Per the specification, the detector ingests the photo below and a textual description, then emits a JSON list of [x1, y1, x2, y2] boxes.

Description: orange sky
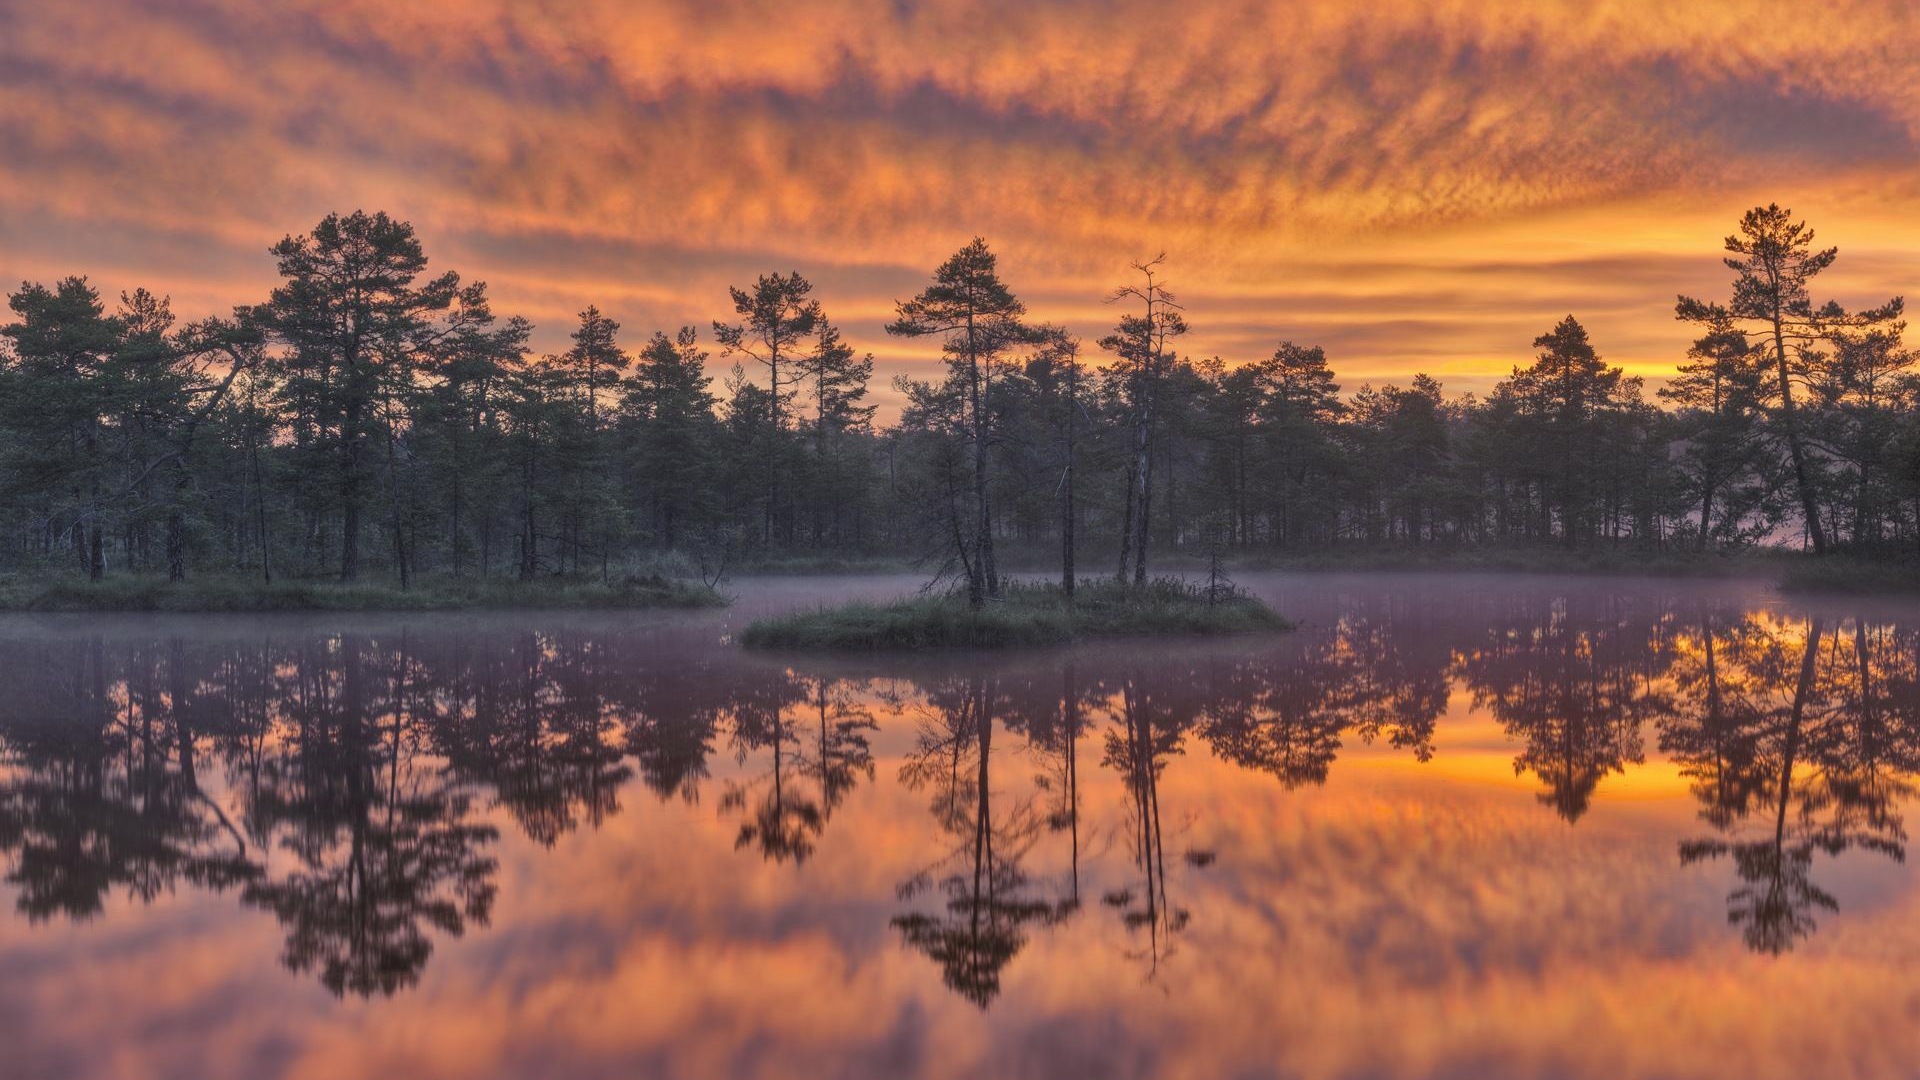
[[5, 0, 1920, 412]]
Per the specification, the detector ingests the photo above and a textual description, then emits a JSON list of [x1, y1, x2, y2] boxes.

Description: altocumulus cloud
[[4, 0, 1920, 402]]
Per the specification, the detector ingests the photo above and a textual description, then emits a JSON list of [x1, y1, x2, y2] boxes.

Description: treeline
[[3, 204, 1915, 589]]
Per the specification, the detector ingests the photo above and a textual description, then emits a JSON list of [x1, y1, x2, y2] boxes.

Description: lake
[[3, 573, 1917, 1080]]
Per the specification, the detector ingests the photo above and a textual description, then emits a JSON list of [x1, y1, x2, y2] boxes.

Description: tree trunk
[[1854, 462, 1872, 552], [1130, 404, 1154, 586], [974, 387, 998, 599], [520, 451, 537, 581], [340, 391, 364, 581], [250, 423, 271, 583], [393, 520, 410, 590], [1770, 318, 1828, 554], [946, 469, 982, 609], [385, 414, 409, 590], [766, 350, 780, 545], [450, 472, 464, 578], [1696, 471, 1717, 552], [1061, 372, 1076, 598], [167, 508, 187, 582]]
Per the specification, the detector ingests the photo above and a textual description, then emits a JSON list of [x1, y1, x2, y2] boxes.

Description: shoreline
[[0, 574, 728, 613], [1, 549, 1912, 613]]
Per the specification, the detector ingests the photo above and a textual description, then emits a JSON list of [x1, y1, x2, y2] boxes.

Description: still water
[[3, 574, 1918, 1080]]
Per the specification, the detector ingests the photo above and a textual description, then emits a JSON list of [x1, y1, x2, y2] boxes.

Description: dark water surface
[[4, 573, 1919, 1080]]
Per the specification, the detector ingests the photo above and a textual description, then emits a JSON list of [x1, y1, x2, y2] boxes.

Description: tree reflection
[[0, 626, 742, 997], [719, 669, 823, 863], [1197, 601, 1450, 788], [0, 639, 257, 921], [1456, 595, 1670, 821], [2, 591, 1918, 1006], [238, 636, 498, 996], [893, 674, 1064, 1007], [1664, 615, 1919, 953], [432, 632, 632, 847], [1200, 653, 1346, 790], [1010, 661, 1087, 911], [804, 676, 877, 824], [621, 668, 721, 803], [1339, 605, 1451, 762], [1101, 678, 1199, 977]]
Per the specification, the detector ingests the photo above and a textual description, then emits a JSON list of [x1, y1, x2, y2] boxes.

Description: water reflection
[[0, 639, 260, 922], [2, 589, 1918, 1021], [1457, 594, 1671, 822], [893, 674, 1069, 1006], [1101, 677, 1196, 978], [1664, 615, 1918, 953]]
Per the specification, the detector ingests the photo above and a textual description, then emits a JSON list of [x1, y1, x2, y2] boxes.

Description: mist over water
[[3, 573, 1918, 1080]]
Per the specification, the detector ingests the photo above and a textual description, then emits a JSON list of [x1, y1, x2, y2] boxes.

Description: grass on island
[[725, 552, 921, 575], [740, 577, 1291, 650], [0, 573, 728, 613]]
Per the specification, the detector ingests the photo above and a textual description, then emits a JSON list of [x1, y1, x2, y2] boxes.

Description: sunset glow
[[7, 1, 1919, 408], [10, 12, 1920, 1074]]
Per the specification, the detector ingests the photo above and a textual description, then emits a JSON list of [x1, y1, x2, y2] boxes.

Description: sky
[[4, 0, 1920, 413]]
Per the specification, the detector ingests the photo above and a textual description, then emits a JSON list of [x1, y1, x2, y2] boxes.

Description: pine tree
[[559, 306, 628, 431], [1678, 205, 1903, 554], [622, 328, 719, 550], [417, 308, 531, 575], [0, 277, 125, 579], [1254, 341, 1343, 545], [888, 239, 1031, 606], [1099, 255, 1187, 585], [714, 273, 820, 545], [794, 321, 876, 545], [1820, 324, 1916, 550], [1501, 315, 1633, 546], [551, 306, 630, 576], [1661, 309, 1765, 549], [259, 210, 483, 581]]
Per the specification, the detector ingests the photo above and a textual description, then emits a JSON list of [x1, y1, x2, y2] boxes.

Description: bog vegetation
[[741, 577, 1290, 649], [2, 204, 1917, 603]]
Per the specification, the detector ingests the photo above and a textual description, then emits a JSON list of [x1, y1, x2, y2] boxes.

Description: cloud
[[3, 0, 1919, 409]]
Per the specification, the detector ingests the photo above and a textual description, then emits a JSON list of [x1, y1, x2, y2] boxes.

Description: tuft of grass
[[1775, 557, 1920, 595], [740, 577, 1291, 650], [0, 573, 728, 613]]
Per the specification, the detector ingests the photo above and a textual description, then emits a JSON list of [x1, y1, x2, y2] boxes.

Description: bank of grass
[[1215, 545, 1793, 578], [979, 543, 1801, 579], [728, 553, 920, 575], [741, 578, 1291, 650], [0, 573, 727, 613], [1775, 557, 1920, 595], [1231, 545, 1920, 594]]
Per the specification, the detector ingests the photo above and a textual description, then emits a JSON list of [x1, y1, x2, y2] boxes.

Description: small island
[[740, 578, 1291, 650]]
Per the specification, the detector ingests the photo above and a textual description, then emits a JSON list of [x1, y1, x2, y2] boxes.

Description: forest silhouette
[[3, 206, 1916, 598]]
